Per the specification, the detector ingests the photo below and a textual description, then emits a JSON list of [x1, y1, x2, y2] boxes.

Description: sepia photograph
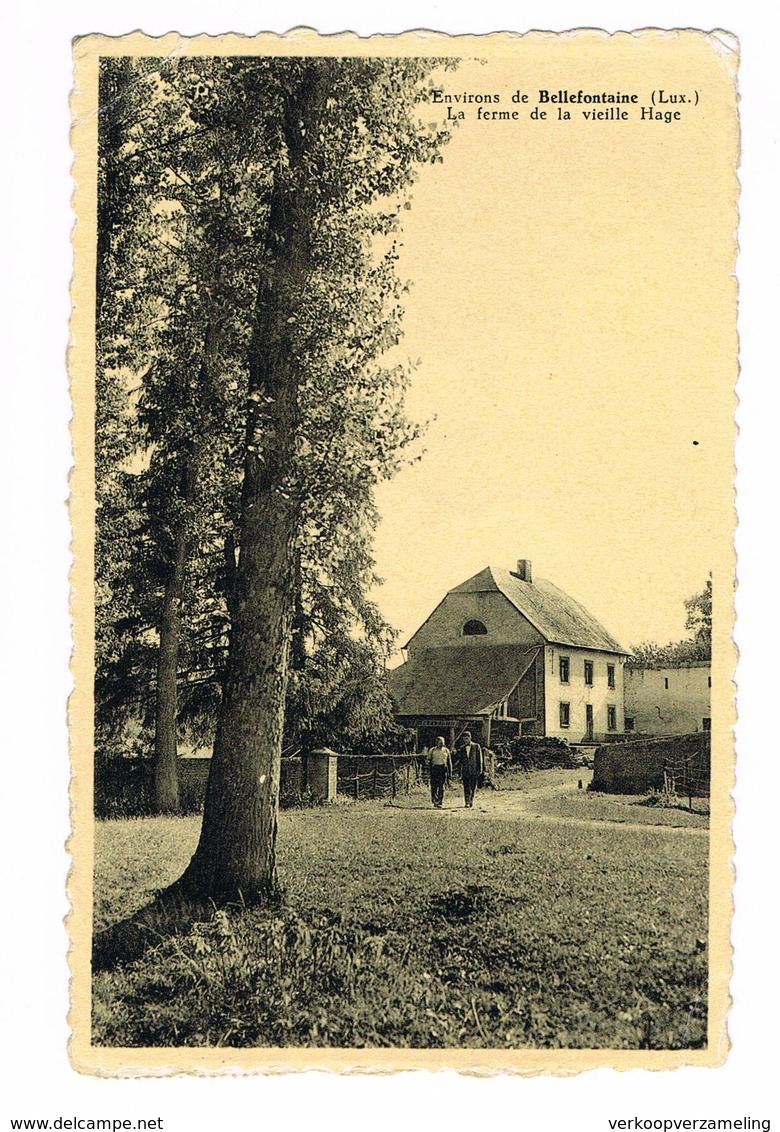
[[68, 28, 738, 1073]]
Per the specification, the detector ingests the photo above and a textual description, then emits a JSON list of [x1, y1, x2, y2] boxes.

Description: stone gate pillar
[[306, 748, 338, 802]]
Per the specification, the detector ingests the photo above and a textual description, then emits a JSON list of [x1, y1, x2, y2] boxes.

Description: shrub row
[[495, 736, 589, 770]]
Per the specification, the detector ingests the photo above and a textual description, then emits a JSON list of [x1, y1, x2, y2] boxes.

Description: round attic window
[[463, 619, 488, 636]]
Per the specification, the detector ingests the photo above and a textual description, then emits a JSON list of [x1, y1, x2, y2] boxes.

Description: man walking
[[428, 736, 452, 808], [456, 730, 484, 808]]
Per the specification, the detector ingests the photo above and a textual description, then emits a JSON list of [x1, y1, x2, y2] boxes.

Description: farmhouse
[[388, 559, 629, 750], [624, 662, 711, 736]]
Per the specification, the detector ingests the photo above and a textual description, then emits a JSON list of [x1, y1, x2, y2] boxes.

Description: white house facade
[[542, 644, 625, 742]]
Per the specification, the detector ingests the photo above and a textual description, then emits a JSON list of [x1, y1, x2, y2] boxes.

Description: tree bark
[[177, 65, 326, 902]]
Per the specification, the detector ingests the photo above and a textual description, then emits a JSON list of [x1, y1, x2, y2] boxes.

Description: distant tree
[[94, 58, 150, 761], [96, 58, 251, 811], [285, 633, 412, 756], [684, 575, 712, 648], [630, 576, 712, 668], [630, 637, 710, 668]]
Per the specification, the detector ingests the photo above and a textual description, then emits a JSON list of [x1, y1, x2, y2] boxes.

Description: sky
[[369, 36, 737, 657]]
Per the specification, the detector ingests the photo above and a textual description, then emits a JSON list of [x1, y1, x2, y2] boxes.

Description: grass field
[[524, 791, 710, 828], [93, 779, 709, 1049]]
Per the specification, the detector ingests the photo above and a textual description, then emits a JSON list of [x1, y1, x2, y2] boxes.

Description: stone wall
[[590, 732, 710, 796], [95, 755, 308, 816], [624, 664, 711, 736]]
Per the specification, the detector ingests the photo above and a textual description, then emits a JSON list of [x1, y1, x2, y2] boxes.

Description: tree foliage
[[175, 57, 452, 900], [684, 575, 712, 647], [630, 576, 712, 668], [96, 59, 252, 807], [95, 57, 453, 866]]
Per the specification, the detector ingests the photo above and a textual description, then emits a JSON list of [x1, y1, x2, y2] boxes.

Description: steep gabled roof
[[388, 644, 538, 717], [449, 566, 628, 655]]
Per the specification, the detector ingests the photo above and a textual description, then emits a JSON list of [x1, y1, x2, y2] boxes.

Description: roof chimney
[[514, 559, 532, 583]]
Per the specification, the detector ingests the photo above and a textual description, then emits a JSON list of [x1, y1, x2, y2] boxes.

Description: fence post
[[391, 758, 396, 799], [686, 755, 693, 812], [372, 761, 378, 799]]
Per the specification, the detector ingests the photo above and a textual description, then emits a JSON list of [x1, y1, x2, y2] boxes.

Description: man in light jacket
[[428, 736, 452, 809]]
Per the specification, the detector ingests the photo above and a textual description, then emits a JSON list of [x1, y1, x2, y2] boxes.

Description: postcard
[[69, 28, 738, 1073]]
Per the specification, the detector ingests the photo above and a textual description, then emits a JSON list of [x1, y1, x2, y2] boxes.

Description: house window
[[607, 664, 615, 689], [625, 716, 635, 732], [607, 704, 617, 731], [584, 660, 594, 686], [559, 656, 570, 683], [708, 676, 712, 688], [462, 620, 487, 636], [702, 717, 711, 731], [559, 702, 570, 728]]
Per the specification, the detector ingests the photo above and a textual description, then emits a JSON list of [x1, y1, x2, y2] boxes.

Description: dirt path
[[383, 770, 708, 836]]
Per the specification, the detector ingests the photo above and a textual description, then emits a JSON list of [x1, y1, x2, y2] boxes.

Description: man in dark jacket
[[456, 731, 484, 808]]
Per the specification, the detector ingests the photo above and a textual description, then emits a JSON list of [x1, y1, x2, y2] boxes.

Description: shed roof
[[448, 566, 628, 655], [388, 644, 538, 718]]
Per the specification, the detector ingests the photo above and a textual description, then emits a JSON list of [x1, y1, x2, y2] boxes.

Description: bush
[[94, 755, 154, 819], [94, 755, 208, 817], [94, 906, 459, 1048], [497, 736, 584, 771]]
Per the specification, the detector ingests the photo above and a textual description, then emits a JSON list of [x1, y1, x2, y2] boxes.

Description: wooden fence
[[336, 754, 424, 801]]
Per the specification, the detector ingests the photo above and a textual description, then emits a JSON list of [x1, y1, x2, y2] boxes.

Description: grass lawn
[[524, 792, 710, 829], [491, 767, 592, 793], [93, 794, 708, 1050]]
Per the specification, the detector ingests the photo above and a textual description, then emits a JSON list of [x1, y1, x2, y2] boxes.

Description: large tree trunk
[[177, 65, 325, 902], [152, 529, 187, 813], [177, 462, 297, 899]]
